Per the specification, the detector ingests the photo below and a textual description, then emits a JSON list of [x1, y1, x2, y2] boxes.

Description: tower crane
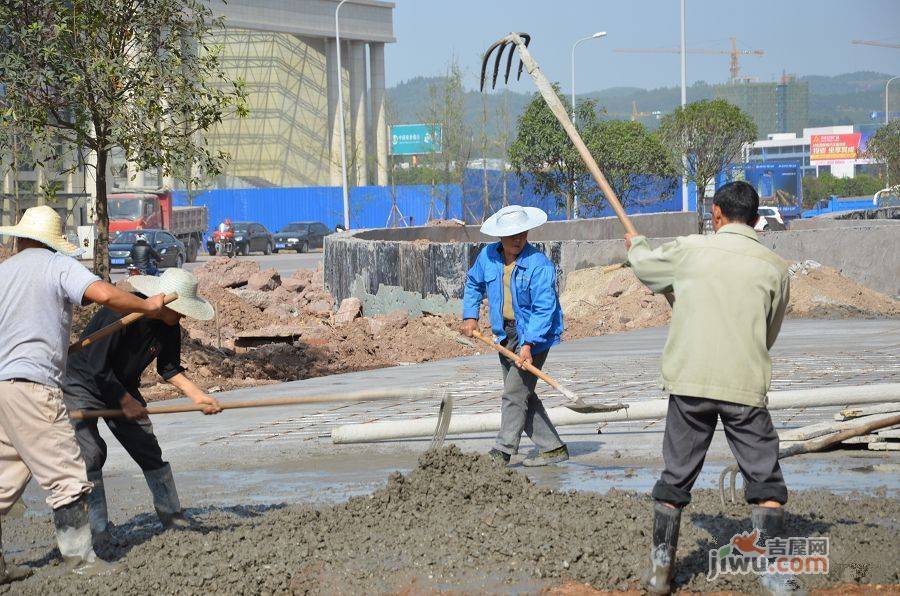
[[851, 39, 900, 49], [614, 37, 763, 83]]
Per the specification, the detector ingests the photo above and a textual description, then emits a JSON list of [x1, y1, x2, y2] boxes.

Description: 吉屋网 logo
[[707, 529, 829, 581]]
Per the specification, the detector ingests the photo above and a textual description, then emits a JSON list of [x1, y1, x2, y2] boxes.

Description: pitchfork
[[480, 32, 637, 236]]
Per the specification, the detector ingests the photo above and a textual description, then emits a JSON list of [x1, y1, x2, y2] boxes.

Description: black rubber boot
[[87, 471, 111, 546], [53, 495, 117, 575], [752, 506, 803, 595], [642, 502, 682, 595], [144, 464, 191, 529], [0, 520, 32, 584]]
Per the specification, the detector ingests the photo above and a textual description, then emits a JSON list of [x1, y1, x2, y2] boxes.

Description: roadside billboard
[[810, 133, 861, 164], [390, 124, 442, 156], [728, 162, 802, 218]]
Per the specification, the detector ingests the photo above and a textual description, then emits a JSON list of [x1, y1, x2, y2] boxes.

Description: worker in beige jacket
[[626, 182, 795, 595]]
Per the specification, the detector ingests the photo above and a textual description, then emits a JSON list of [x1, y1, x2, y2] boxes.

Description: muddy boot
[[53, 495, 117, 576], [642, 502, 682, 595], [87, 471, 111, 547], [0, 520, 32, 584], [488, 448, 511, 465], [752, 506, 803, 595], [522, 445, 569, 467], [144, 464, 190, 530]]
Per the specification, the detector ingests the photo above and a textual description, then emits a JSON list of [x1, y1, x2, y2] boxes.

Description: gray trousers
[[495, 321, 564, 455], [652, 395, 787, 507]]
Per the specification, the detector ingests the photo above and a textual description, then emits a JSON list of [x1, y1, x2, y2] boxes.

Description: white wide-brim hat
[[0, 205, 83, 256], [480, 205, 548, 237], [129, 268, 215, 321]]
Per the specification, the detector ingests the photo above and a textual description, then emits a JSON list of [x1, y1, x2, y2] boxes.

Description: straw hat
[[480, 205, 548, 238], [0, 205, 82, 256], [129, 268, 215, 321]]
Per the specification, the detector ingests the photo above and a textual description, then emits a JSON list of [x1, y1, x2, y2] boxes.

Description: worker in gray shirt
[[626, 182, 793, 595], [0, 206, 164, 583]]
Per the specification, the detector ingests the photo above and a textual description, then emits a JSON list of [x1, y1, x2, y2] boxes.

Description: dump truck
[[107, 189, 207, 262]]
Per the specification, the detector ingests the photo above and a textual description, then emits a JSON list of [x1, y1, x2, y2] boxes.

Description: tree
[[508, 86, 600, 218], [656, 99, 757, 214], [867, 121, 900, 186], [0, 0, 247, 279], [582, 120, 675, 215]]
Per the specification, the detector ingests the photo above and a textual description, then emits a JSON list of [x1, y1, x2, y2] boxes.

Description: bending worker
[[0, 206, 165, 582], [626, 182, 794, 595], [63, 268, 222, 544], [461, 205, 568, 467]]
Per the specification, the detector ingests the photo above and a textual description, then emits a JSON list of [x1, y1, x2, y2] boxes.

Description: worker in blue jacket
[[461, 205, 568, 466]]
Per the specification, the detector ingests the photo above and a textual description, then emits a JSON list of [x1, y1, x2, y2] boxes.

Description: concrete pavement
[[19, 318, 900, 520], [108, 251, 322, 282]]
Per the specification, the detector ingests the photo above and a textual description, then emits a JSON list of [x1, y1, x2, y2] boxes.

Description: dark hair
[[713, 181, 759, 225]]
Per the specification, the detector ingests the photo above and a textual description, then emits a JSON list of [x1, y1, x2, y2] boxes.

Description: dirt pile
[[561, 262, 900, 340], [3, 447, 897, 594]]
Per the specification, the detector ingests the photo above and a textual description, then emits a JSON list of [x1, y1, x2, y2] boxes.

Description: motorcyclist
[[218, 219, 233, 235], [130, 234, 161, 276]]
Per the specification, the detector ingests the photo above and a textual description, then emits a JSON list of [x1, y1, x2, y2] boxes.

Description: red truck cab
[[108, 191, 173, 234]]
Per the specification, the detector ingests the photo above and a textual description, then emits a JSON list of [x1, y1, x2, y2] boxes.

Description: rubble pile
[[561, 261, 900, 340]]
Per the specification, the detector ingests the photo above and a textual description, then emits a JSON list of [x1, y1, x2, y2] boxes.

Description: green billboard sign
[[390, 124, 442, 156]]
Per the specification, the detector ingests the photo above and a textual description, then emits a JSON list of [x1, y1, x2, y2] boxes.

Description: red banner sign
[[810, 133, 861, 162]]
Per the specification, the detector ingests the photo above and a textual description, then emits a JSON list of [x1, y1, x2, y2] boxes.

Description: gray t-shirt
[[0, 248, 100, 388]]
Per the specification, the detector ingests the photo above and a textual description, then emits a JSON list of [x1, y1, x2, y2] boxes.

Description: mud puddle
[[2, 447, 898, 594]]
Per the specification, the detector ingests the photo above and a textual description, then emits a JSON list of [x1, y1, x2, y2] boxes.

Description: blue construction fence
[[173, 169, 694, 236], [801, 195, 877, 219]]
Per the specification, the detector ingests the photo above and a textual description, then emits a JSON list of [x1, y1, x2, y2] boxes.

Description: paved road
[[108, 250, 322, 282], [30, 318, 896, 516]]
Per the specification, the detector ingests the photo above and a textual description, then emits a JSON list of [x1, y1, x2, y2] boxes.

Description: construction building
[[715, 75, 809, 138], [1, 0, 396, 229]]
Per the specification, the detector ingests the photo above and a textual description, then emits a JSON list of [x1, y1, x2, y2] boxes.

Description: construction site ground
[[5, 318, 899, 594]]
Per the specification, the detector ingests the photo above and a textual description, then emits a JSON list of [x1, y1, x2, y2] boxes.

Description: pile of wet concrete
[[3, 447, 898, 594]]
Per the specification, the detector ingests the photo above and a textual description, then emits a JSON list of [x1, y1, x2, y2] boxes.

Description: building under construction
[[715, 76, 809, 138]]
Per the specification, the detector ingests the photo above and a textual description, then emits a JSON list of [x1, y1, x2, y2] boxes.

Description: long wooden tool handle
[[779, 413, 900, 459], [69, 389, 421, 420], [69, 292, 179, 354], [514, 37, 637, 236], [470, 330, 560, 389]]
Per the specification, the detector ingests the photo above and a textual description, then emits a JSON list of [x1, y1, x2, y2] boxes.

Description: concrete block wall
[[324, 213, 697, 315]]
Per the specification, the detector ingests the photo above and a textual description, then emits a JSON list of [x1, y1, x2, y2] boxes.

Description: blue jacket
[[462, 242, 564, 354]]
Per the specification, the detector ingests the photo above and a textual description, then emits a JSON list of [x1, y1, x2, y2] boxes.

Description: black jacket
[[130, 240, 162, 270]]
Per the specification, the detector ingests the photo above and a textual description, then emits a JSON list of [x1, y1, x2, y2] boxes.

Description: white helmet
[[135, 233, 147, 242]]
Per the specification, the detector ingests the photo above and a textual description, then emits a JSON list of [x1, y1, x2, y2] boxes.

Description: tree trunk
[[93, 149, 110, 281]]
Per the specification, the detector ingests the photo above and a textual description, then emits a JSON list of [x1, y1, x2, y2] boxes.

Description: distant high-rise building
[[715, 76, 809, 138]]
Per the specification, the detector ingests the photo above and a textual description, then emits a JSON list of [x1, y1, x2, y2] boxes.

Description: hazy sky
[[384, 0, 900, 92]]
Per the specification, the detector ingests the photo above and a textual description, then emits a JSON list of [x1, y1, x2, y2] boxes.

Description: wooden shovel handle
[[68, 389, 419, 420], [69, 292, 179, 354], [470, 330, 560, 389]]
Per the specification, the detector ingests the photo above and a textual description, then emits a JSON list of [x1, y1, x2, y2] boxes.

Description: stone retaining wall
[[324, 214, 899, 315]]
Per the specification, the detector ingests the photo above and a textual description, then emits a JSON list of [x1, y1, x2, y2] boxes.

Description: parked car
[[109, 229, 187, 269], [757, 206, 784, 224], [272, 221, 331, 253], [207, 221, 273, 256]]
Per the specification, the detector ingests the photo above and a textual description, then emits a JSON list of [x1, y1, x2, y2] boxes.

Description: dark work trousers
[[652, 395, 787, 507], [494, 320, 565, 456], [63, 391, 167, 474]]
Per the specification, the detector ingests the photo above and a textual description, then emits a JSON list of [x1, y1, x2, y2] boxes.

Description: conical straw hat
[[128, 268, 215, 321], [0, 205, 82, 256]]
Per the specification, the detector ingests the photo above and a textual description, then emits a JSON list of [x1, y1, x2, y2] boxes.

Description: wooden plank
[[835, 402, 900, 422], [841, 435, 884, 445], [869, 442, 900, 451]]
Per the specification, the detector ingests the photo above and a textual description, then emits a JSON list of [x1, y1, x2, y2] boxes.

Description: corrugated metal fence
[[173, 171, 686, 236]]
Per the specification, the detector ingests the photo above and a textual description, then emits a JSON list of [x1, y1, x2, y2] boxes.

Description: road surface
[[108, 250, 322, 282]]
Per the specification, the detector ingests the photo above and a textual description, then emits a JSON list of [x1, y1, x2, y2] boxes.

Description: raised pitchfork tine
[[516, 34, 530, 81], [480, 38, 508, 92], [491, 41, 509, 89]]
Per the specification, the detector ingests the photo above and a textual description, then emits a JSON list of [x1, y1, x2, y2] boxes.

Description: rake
[[480, 32, 637, 236]]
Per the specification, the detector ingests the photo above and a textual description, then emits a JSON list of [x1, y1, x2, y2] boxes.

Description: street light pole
[[680, 0, 689, 213], [335, 0, 351, 230], [886, 76, 899, 125], [570, 31, 606, 220]]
